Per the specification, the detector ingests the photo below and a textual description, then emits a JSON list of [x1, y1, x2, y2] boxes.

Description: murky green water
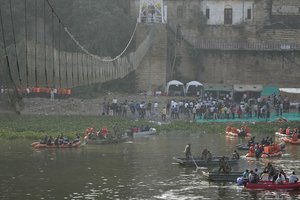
[[1, 132, 300, 200]]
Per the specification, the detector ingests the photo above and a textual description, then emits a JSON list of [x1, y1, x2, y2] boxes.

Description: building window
[[177, 6, 183, 18], [206, 8, 210, 19], [224, 8, 232, 24], [247, 8, 251, 19]]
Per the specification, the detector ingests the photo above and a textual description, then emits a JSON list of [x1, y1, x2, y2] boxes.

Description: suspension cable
[[44, 0, 48, 87], [45, 0, 138, 62], [24, 0, 28, 87], [34, 0, 38, 87], [51, 9, 55, 88], [58, 21, 61, 88], [0, 6, 16, 89], [9, 0, 22, 84]]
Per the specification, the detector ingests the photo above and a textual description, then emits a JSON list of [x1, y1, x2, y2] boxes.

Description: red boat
[[245, 181, 300, 190], [31, 140, 82, 149], [225, 126, 251, 137], [282, 138, 300, 145]]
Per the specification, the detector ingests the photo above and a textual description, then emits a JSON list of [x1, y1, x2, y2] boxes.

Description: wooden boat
[[126, 127, 157, 138], [202, 170, 244, 182], [275, 132, 292, 138], [282, 137, 300, 145], [84, 135, 128, 145], [32, 140, 82, 149], [225, 126, 251, 137], [173, 156, 239, 167], [245, 181, 300, 190]]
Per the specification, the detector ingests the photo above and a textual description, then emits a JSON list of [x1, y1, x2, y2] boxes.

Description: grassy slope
[[0, 115, 299, 140]]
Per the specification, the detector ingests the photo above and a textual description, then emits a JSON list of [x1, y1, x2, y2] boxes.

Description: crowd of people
[[242, 163, 299, 184], [100, 92, 298, 122]]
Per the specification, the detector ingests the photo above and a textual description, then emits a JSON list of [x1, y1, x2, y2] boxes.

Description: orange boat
[[282, 138, 300, 145], [226, 125, 251, 137], [246, 144, 282, 158], [31, 140, 81, 149]]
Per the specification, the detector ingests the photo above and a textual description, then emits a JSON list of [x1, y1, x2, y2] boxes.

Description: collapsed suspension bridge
[[0, 0, 154, 98]]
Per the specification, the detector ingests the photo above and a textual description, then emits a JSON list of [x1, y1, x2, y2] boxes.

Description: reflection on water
[[0, 132, 300, 199]]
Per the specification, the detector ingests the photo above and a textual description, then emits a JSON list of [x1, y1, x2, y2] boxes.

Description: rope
[[9, 0, 22, 84], [64, 51, 68, 88]]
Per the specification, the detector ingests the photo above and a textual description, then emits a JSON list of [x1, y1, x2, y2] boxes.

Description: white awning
[[279, 88, 300, 94], [186, 81, 203, 92], [165, 80, 185, 95]]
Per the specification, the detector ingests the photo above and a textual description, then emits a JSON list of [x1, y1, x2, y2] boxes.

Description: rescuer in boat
[[289, 172, 299, 183], [264, 162, 276, 180], [202, 148, 208, 160], [206, 151, 212, 162], [184, 144, 191, 159], [218, 156, 231, 174], [232, 150, 240, 160]]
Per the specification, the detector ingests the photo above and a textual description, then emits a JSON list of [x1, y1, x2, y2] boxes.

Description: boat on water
[[202, 170, 244, 182], [173, 156, 239, 167], [281, 137, 300, 145], [126, 127, 157, 138], [31, 140, 82, 149], [225, 125, 251, 137], [236, 144, 249, 150], [275, 132, 292, 138], [245, 181, 300, 190], [246, 143, 283, 158], [84, 135, 129, 145]]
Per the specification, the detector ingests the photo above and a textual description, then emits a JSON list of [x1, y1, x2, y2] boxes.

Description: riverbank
[[0, 114, 299, 140], [0, 94, 299, 140]]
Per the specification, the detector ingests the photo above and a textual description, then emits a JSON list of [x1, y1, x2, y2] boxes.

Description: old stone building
[[130, 0, 300, 91]]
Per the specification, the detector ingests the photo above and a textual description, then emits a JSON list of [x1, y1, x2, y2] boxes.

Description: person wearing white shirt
[[289, 172, 299, 183]]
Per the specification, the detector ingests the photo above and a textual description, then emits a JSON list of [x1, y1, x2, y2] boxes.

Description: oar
[[191, 155, 201, 171]]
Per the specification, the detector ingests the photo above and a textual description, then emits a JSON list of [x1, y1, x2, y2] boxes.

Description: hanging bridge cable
[[76, 51, 79, 85], [58, 20, 62, 88], [9, 0, 22, 84], [45, 0, 138, 62], [65, 51, 68, 88], [71, 42, 74, 87], [24, 0, 29, 87], [51, 8, 55, 88], [81, 53, 85, 83], [43, 0, 48, 87], [86, 54, 89, 85], [0, 6, 17, 91], [34, 0, 38, 87]]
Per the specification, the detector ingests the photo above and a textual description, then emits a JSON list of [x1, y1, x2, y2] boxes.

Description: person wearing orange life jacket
[[101, 127, 108, 139], [292, 131, 298, 141]]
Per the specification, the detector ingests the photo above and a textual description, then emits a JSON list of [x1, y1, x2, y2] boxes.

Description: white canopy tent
[[165, 80, 185, 96], [185, 81, 203, 96]]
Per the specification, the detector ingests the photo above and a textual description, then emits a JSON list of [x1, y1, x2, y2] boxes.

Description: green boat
[[173, 156, 239, 167], [202, 170, 244, 182]]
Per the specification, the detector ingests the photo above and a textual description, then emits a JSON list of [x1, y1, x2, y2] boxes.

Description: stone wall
[[196, 50, 300, 87], [135, 24, 167, 92]]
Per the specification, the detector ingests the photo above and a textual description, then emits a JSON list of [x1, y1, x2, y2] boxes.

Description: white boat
[[275, 132, 292, 138], [126, 127, 157, 138]]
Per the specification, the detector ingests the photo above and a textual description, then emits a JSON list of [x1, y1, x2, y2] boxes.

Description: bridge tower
[[129, 0, 168, 93]]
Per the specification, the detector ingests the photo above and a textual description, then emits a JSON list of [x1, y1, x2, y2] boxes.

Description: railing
[[193, 39, 300, 51]]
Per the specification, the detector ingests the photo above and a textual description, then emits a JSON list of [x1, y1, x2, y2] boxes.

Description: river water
[[1, 132, 300, 200]]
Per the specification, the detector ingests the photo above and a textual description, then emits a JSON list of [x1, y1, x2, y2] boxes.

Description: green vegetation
[[0, 114, 299, 140]]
